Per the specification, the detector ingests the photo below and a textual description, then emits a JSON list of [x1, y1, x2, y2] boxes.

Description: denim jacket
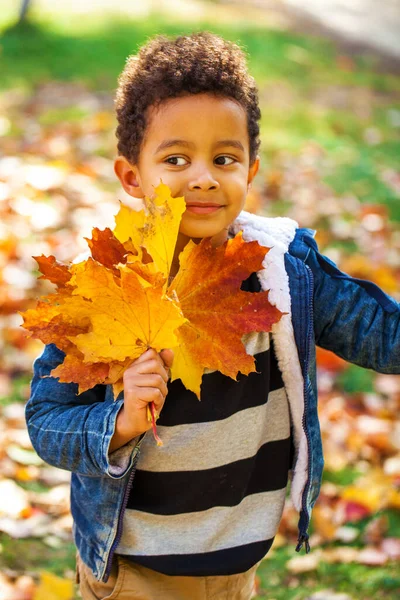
[[25, 211, 400, 582]]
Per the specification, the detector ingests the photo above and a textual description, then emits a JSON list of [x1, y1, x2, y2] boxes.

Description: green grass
[[322, 467, 364, 487], [0, 534, 76, 578], [0, 373, 31, 406], [2, 522, 399, 600], [256, 549, 400, 600], [2, 11, 399, 220], [1, 13, 399, 93], [337, 364, 376, 394], [256, 548, 400, 600], [254, 507, 400, 599], [0, 462, 398, 598]]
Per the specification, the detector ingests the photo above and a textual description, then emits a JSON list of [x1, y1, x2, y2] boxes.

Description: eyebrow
[[154, 139, 245, 153]]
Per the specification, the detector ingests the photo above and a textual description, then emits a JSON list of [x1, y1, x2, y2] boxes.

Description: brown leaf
[[51, 353, 111, 394], [84, 227, 129, 271], [33, 255, 71, 286], [363, 515, 389, 545]]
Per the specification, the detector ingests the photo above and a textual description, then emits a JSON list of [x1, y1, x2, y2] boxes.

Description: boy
[[26, 32, 400, 600]]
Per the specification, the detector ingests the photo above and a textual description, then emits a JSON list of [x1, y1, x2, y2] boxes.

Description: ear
[[247, 155, 260, 188], [114, 156, 144, 199]]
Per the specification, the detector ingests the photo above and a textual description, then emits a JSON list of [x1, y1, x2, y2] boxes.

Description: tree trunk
[[19, 0, 31, 23]]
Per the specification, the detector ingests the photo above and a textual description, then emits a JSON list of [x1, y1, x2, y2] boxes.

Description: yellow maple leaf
[[33, 571, 74, 600], [113, 181, 185, 279], [341, 469, 398, 512], [67, 258, 186, 364], [113, 201, 145, 248], [21, 183, 282, 442]]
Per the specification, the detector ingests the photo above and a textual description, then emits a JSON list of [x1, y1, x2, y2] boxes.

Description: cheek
[[224, 168, 248, 189], [226, 177, 248, 203]]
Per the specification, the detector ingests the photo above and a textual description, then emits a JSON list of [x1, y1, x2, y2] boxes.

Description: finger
[[134, 347, 159, 364], [152, 395, 166, 415], [134, 359, 169, 381], [128, 387, 164, 405], [131, 374, 168, 397], [159, 348, 174, 369]]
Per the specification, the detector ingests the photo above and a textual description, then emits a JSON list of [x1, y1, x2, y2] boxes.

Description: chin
[[179, 220, 225, 241]]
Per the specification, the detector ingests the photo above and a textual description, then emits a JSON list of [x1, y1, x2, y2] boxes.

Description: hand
[[109, 348, 174, 452]]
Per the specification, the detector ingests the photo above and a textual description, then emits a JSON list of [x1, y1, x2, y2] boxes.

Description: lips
[[185, 202, 224, 215]]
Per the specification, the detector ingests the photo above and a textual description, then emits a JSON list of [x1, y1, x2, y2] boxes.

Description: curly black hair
[[115, 32, 261, 165]]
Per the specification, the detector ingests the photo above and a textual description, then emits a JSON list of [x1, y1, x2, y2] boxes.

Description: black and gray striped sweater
[[115, 272, 292, 576]]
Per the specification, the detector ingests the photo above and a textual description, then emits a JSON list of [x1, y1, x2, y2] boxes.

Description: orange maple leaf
[[168, 232, 284, 397], [33, 255, 72, 287], [21, 184, 283, 441], [84, 227, 129, 272]]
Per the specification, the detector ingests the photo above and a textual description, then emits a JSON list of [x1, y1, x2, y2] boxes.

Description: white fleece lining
[[230, 211, 308, 512]]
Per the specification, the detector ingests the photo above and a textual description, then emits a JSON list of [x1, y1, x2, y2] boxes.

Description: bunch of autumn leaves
[[22, 183, 282, 412]]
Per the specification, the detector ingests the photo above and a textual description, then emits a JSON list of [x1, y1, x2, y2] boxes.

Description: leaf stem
[[147, 402, 163, 446]]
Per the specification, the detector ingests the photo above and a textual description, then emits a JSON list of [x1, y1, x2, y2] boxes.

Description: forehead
[[144, 93, 249, 149]]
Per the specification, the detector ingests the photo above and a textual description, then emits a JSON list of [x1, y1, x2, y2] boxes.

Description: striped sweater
[[115, 272, 292, 576]]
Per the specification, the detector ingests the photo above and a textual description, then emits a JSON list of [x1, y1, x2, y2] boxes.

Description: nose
[[188, 167, 220, 191]]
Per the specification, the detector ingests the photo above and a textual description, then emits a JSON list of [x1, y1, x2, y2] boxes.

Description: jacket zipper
[[102, 449, 140, 582], [295, 264, 313, 554], [103, 246, 315, 569]]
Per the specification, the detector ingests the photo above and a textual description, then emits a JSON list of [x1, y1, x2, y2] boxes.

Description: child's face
[[114, 93, 259, 246]]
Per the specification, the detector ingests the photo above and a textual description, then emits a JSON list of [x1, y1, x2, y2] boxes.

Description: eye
[[165, 156, 188, 166], [214, 156, 235, 166]]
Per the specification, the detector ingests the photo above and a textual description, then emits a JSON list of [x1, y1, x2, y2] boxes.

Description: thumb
[[159, 348, 174, 369]]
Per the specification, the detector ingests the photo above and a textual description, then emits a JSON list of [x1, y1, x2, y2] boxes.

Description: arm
[[25, 344, 139, 478], [305, 237, 400, 373]]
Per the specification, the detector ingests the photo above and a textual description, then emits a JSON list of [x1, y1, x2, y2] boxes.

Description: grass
[[256, 547, 400, 600], [1, 508, 399, 599], [337, 364, 376, 394], [255, 507, 400, 599], [1, 14, 399, 92], [0, 374, 31, 407], [0, 534, 76, 578], [257, 551, 400, 600], [1, 10, 399, 220]]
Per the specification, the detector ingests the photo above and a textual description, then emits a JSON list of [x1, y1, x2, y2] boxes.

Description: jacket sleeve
[[25, 343, 140, 478], [301, 232, 400, 373]]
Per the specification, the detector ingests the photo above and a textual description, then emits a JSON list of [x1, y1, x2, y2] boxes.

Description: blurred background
[[0, 1, 399, 598]]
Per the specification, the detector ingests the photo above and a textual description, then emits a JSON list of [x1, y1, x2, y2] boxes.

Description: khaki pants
[[76, 552, 260, 600]]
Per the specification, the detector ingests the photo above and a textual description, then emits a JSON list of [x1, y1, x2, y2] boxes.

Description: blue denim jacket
[[25, 221, 400, 582]]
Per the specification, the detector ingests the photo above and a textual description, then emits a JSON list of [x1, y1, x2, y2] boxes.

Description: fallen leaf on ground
[[33, 571, 74, 600], [307, 591, 354, 600], [0, 480, 30, 518], [286, 553, 320, 573], [0, 573, 35, 600], [363, 515, 388, 544], [356, 546, 388, 566], [381, 537, 400, 560], [321, 546, 360, 564]]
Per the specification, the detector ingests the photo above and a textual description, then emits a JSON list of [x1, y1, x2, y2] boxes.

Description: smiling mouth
[[185, 203, 224, 215]]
